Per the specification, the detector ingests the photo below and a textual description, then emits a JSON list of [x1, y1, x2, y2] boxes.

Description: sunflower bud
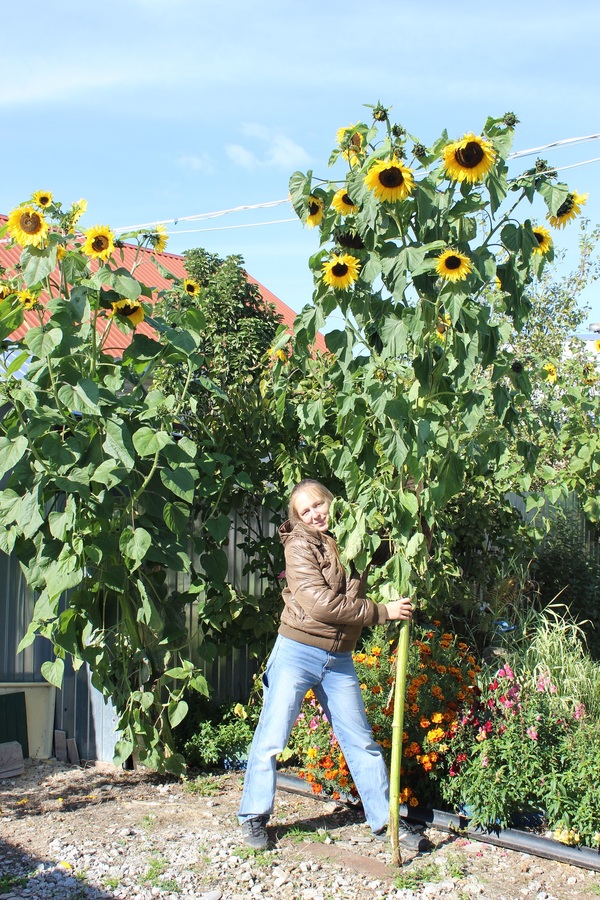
[[372, 104, 389, 122], [413, 143, 427, 159], [511, 361, 523, 374], [391, 124, 405, 138], [502, 112, 519, 127]]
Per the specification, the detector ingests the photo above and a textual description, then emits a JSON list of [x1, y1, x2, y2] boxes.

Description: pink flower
[[573, 702, 586, 720], [526, 726, 538, 740], [277, 570, 286, 581], [481, 755, 489, 767]]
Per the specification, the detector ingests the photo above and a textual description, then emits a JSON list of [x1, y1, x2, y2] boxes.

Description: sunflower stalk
[[389, 617, 411, 866]]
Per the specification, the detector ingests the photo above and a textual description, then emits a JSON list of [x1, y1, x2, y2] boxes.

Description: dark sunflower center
[[444, 255, 461, 270], [379, 167, 404, 188], [534, 232, 544, 245], [309, 201, 320, 216], [119, 303, 138, 317], [20, 212, 42, 235], [92, 235, 109, 252], [40, 196, 50, 206], [332, 263, 349, 277], [555, 194, 575, 217], [185, 284, 196, 294], [342, 193, 354, 206], [454, 141, 484, 169]]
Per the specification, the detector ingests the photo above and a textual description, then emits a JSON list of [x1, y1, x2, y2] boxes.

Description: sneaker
[[372, 826, 388, 842], [241, 816, 269, 850], [398, 818, 433, 852]]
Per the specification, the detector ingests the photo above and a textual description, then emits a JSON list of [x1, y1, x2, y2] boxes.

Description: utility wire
[[114, 134, 600, 236]]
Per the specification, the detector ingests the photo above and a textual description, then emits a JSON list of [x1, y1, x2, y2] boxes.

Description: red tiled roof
[[0, 215, 325, 355]]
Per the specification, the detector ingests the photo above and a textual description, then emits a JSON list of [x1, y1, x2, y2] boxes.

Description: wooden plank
[[66, 738, 80, 766], [54, 729, 68, 762], [0, 741, 24, 778]]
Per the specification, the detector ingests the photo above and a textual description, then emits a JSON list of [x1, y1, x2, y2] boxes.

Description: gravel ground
[[0, 759, 599, 900]]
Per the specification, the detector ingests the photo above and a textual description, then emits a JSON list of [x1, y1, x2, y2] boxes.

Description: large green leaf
[[133, 427, 171, 457], [21, 244, 57, 287], [120, 526, 152, 570], [160, 467, 195, 503], [24, 327, 62, 358], [41, 658, 65, 689], [0, 436, 28, 478]]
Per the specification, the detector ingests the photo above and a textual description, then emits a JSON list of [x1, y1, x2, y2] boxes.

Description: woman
[[238, 479, 429, 850]]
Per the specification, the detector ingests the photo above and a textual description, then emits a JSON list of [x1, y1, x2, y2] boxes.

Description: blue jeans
[[238, 635, 390, 832]]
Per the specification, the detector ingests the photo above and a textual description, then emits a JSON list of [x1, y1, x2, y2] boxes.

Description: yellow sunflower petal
[[547, 192, 588, 229], [31, 190, 53, 209], [531, 225, 552, 255], [110, 299, 144, 326], [183, 278, 201, 297], [442, 132, 496, 184], [435, 249, 472, 282], [83, 225, 115, 261], [307, 195, 324, 228], [322, 253, 361, 290], [7, 205, 49, 248], [331, 188, 358, 216], [364, 159, 415, 203]]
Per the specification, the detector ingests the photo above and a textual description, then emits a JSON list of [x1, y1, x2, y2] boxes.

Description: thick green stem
[[389, 618, 411, 866]]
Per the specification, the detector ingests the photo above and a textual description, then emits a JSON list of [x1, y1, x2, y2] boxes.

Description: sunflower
[[147, 223, 169, 253], [0, 282, 15, 300], [547, 191, 588, 229], [364, 159, 415, 203], [435, 248, 472, 282], [336, 124, 364, 167], [331, 188, 358, 216], [70, 198, 88, 226], [544, 362, 558, 384], [307, 195, 324, 228], [531, 225, 552, 255], [83, 225, 115, 261], [322, 253, 360, 290], [17, 289, 37, 310], [31, 190, 53, 209], [595, 339, 600, 353], [183, 278, 201, 297], [110, 298, 145, 326], [7, 205, 49, 248], [442, 132, 496, 183]]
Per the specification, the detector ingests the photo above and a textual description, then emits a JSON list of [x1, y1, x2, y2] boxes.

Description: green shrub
[[177, 702, 253, 771]]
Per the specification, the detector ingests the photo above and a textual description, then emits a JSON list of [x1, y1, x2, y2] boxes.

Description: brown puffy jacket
[[277, 520, 390, 652]]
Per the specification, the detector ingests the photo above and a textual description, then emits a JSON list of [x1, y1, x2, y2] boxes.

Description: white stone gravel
[[1, 761, 599, 900]]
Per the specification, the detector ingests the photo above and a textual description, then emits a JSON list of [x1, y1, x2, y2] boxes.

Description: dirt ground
[[1, 759, 599, 899]]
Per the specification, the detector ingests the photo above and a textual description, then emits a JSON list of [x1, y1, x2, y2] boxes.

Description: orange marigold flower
[[338, 776, 349, 788], [371, 685, 382, 694], [332, 791, 341, 800], [321, 756, 334, 769], [324, 769, 338, 780], [399, 787, 413, 803], [458, 642, 468, 651], [409, 796, 419, 807], [419, 717, 431, 729], [402, 731, 409, 742], [312, 783, 323, 794], [432, 686, 445, 700], [467, 655, 476, 665], [437, 665, 448, 675], [382, 739, 392, 748], [410, 703, 420, 715], [360, 683, 367, 691], [431, 712, 443, 724], [354, 653, 367, 664], [366, 655, 378, 667]]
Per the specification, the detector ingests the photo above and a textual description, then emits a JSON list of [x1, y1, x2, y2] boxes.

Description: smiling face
[[292, 488, 331, 533]]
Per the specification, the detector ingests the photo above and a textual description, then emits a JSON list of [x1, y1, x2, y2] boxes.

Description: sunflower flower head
[[322, 253, 360, 291], [544, 362, 558, 384], [435, 248, 472, 283], [83, 225, 115, 262], [547, 192, 588, 229], [183, 278, 202, 298], [69, 198, 88, 227], [110, 298, 145, 327], [17, 289, 38, 310], [442, 132, 496, 184], [146, 223, 169, 253], [7, 205, 49, 248], [532, 225, 552, 255], [331, 188, 358, 217], [364, 159, 415, 203], [31, 190, 54, 209], [336, 124, 364, 167], [307, 195, 324, 228]]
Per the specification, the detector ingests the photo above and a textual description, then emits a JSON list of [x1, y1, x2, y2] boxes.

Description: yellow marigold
[[427, 727, 445, 743], [360, 683, 367, 691], [305, 689, 316, 700], [371, 647, 382, 656], [431, 712, 443, 724], [354, 653, 367, 664], [399, 787, 413, 803], [307, 747, 318, 759]]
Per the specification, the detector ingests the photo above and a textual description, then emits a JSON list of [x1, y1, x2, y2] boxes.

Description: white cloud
[[177, 153, 214, 174], [226, 126, 311, 171], [226, 144, 260, 170]]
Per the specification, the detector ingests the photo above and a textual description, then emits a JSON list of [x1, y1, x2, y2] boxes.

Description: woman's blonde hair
[[288, 479, 334, 525]]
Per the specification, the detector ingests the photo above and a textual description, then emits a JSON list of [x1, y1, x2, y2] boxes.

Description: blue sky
[[3, 0, 600, 327]]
